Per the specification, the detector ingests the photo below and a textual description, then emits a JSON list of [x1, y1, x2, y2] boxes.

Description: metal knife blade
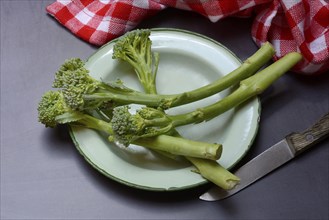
[[199, 112, 329, 201]]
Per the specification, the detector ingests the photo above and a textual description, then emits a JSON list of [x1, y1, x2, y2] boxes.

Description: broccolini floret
[[37, 90, 113, 134], [37, 90, 72, 128], [52, 58, 139, 111], [110, 106, 173, 146], [52, 58, 85, 88], [113, 29, 159, 94]]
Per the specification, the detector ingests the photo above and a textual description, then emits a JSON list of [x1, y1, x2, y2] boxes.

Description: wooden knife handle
[[286, 112, 329, 155]]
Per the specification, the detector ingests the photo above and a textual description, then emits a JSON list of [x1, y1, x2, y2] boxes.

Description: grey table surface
[[1, 1, 328, 219]]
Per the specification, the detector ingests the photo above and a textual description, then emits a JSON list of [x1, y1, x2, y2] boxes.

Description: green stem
[[83, 92, 164, 106], [76, 114, 114, 135], [170, 52, 302, 127], [187, 157, 240, 190], [134, 135, 222, 160], [166, 130, 240, 189], [170, 42, 275, 106]]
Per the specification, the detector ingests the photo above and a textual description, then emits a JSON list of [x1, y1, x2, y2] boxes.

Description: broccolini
[[37, 90, 222, 160]]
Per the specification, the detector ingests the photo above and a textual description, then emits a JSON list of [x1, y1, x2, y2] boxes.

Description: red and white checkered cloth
[[46, 0, 329, 75]]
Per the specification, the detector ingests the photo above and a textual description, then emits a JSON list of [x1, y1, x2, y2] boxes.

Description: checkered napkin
[[46, 0, 329, 75]]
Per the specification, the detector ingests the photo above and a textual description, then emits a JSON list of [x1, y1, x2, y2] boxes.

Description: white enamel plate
[[70, 29, 260, 191]]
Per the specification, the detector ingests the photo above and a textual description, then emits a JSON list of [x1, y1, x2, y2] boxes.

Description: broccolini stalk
[[112, 29, 159, 94], [161, 41, 275, 106], [111, 52, 303, 141], [89, 39, 275, 109], [135, 136, 222, 161], [37, 90, 222, 160], [187, 157, 240, 190]]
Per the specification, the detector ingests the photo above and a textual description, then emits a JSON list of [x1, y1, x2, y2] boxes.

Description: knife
[[199, 112, 329, 201]]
